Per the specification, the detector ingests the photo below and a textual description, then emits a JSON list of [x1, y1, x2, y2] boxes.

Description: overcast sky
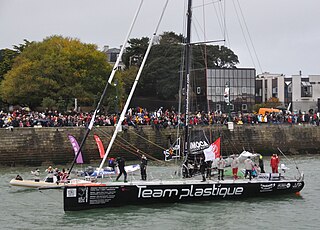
[[1, 0, 319, 75]]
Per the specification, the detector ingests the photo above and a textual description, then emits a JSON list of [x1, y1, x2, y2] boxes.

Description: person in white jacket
[[244, 156, 254, 180], [231, 155, 240, 180], [217, 156, 225, 180]]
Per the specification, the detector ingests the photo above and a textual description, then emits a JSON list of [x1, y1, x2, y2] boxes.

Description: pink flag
[[68, 134, 83, 164]]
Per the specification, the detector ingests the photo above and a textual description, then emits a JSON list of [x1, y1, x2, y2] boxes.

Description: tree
[[0, 36, 112, 110], [122, 37, 149, 68], [159, 32, 184, 45], [0, 39, 32, 81]]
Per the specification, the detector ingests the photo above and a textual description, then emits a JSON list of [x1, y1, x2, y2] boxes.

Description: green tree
[[159, 31, 184, 45], [0, 39, 32, 81], [122, 37, 149, 67], [0, 36, 112, 110]]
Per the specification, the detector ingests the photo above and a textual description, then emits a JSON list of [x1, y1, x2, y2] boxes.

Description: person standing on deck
[[116, 157, 127, 182], [206, 160, 213, 179], [259, 154, 265, 173], [217, 156, 225, 180], [270, 154, 280, 173], [140, 154, 148, 180], [231, 155, 240, 180], [244, 156, 254, 180], [200, 157, 207, 182]]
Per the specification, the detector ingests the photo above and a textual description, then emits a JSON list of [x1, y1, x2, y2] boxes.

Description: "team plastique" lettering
[[137, 184, 243, 199]]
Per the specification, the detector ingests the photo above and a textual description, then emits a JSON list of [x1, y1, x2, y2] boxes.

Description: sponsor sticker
[[66, 188, 77, 198], [260, 183, 275, 192], [277, 183, 291, 190]]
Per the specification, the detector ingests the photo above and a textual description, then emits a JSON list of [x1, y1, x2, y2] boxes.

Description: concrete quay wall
[[0, 125, 319, 166]]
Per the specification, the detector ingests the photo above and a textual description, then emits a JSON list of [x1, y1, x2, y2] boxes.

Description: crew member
[[140, 154, 148, 180], [259, 154, 265, 173], [116, 157, 127, 182], [231, 155, 240, 180], [200, 157, 207, 182], [108, 157, 115, 171], [244, 156, 254, 180], [206, 160, 213, 179], [217, 156, 225, 181], [270, 154, 279, 173]]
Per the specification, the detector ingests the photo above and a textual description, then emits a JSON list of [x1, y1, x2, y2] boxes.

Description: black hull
[[63, 178, 304, 211]]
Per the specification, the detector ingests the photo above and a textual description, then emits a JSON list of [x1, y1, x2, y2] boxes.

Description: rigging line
[[277, 147, 301, 175], [98, 0, 170, 172], [192, 0, 221, 9], [220, 126, 240, 154], [67, 0, 144, 175], [96, 128, 161, 162], [231, 0, 256, 69], [209, 0, 227, 45], [95, 128, 153, 161], [127, 128, 168, 151], [236, 0, 263, 73]]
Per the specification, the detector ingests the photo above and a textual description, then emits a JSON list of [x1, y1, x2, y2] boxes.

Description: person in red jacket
[[270, 154, 280, 173]]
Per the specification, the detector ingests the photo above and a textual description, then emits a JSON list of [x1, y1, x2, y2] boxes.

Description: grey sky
[[1, 0, 319, 75]]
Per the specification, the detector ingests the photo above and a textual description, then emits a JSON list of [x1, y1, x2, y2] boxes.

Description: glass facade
[[206, 68, 256, 112]]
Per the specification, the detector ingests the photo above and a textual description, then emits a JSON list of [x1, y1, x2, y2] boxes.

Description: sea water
[[1, 155, 319, 230]]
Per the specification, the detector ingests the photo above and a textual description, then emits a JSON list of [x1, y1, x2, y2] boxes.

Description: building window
[[301, 82, 312, 97], [196, 87, 201, 95], [242, 87, 246, 93], [230, 104, 234, 111], [288, 85, 292, 93], [216, 104, 221, 111], [242, 104, 248, 111], [272, 87, 277, 93]]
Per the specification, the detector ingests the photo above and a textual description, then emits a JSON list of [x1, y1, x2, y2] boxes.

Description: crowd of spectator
[[0, 106, 319, 129]]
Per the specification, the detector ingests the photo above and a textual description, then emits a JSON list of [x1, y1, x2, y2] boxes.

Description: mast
[[67, 0, 144, 175], [97, 0, 169, 172], [184, 0, 192, 156]]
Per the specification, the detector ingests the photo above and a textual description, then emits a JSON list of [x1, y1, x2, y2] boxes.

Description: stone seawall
[[0, 124, 319, 166]]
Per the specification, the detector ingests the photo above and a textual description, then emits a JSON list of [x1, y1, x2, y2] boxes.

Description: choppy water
[[1, 155, 319, 230]]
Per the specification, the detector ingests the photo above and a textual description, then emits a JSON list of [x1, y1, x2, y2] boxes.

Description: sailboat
[[63, 0, 304, 211]]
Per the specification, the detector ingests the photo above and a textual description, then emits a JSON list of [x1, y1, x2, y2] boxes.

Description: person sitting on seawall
[[270, 154, 280, 173], [116, 157, 128, 182], [140, 154, 148, 181], [45, 166, 54, 183], [31, 168, 40, 182]]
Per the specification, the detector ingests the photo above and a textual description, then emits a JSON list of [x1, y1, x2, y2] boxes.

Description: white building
[[256, 72, 320, 113]]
